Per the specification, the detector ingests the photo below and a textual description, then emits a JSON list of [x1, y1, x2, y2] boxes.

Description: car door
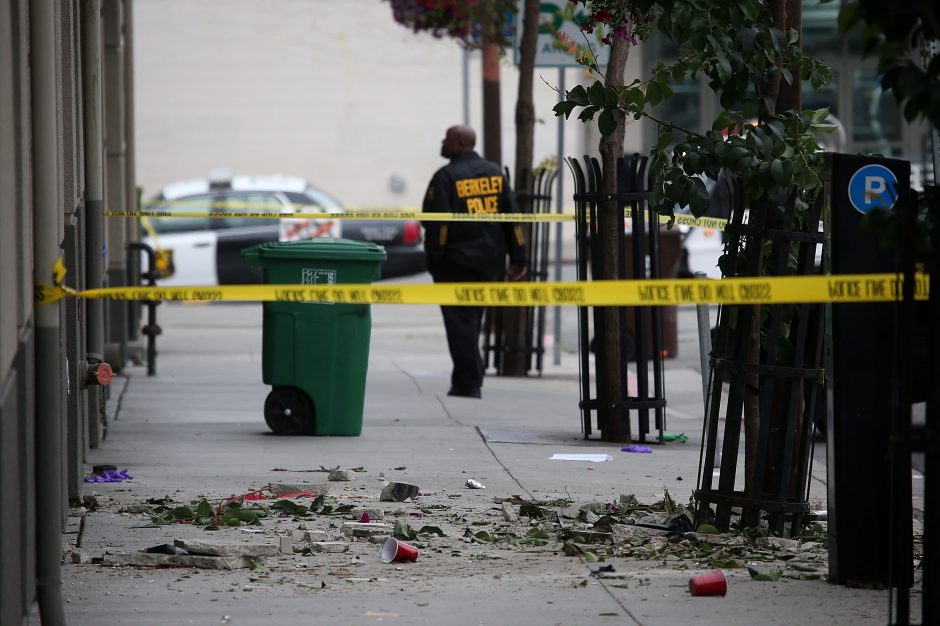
[[144, 194, 216, 286], [212, 191, 281, 284]]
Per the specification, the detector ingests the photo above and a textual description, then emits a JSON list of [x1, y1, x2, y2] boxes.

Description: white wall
[[134, 0, 648, 208]]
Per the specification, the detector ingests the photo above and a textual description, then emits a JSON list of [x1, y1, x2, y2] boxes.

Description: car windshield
[[148, 193, 213, 233], [283, 187, 344, 211]]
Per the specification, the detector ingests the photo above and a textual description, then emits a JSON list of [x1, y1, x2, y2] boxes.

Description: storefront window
[[851, 69, 902, 147]]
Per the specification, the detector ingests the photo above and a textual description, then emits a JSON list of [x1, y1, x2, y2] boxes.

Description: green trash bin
[[242, 239, 387, 436]]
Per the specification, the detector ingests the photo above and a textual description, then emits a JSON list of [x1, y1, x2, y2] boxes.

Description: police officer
[[422, 125, 527, 399]]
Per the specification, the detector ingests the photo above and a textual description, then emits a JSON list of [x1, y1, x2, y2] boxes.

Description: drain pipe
[[83, 0, 107, 439], [31, 0, 67, 624]]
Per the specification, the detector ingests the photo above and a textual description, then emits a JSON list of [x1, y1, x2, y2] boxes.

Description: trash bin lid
[[246, 239, 387, 262]]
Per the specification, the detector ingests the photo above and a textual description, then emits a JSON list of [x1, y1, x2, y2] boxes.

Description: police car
[[142, 172, 425, 286]]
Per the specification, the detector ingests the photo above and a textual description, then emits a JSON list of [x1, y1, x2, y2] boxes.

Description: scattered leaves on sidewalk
[[394, 521, 446, 540]]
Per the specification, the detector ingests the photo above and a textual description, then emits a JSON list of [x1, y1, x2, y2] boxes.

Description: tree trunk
[[482, 42, 502, 164], [743, 0, 802, 516], [500, 0, 540, 377], [597, 36, 631, 442]]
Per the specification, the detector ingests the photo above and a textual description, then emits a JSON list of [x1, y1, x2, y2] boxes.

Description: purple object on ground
[[83, 468, 133, 483], [621, 445, 652, 454]]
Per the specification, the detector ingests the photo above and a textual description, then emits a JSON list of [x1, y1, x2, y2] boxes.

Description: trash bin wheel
[[264, 387, 314, 436]]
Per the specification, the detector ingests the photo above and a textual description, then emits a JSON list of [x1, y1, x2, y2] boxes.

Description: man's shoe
[[447, 386, 481, 399]]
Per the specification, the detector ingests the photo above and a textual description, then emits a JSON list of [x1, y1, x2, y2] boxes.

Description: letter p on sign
[[848, 164, 898, 214]]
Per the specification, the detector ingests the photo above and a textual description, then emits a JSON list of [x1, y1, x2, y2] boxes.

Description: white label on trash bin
[[302, 268, 336, 304]]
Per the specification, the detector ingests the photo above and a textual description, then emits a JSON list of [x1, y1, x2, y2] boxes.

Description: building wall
[[0, 0, 126, 621], [0, 0, 37, 622], [132, 0, 646, 207]]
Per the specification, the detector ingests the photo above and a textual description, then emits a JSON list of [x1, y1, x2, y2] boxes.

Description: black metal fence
[[694, 180, 825, 535], [897, 185, 938, 625], [482, 166, 557, 376], [566, 154, 667, 443]]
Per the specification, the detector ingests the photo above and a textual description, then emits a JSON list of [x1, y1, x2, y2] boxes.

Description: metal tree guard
[[483, 166, 557, 376], [694, 180, 825, 536], [567, 154, 667, 443]]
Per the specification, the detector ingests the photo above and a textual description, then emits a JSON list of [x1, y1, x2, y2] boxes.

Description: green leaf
[[271, 499, 308, 517], [696, 524, 720, 534], [748, 567, 783, 581], [598, 109, 617, 137], [577, 105, 598, 122], [394, 521, 418, 540], [195, 500, 213, 519], [736, 27, 759, 54], [553, 100, 578, 119], [171, 506, 195, 521], [587, 81, 607, 106], [837, 2, 859, 33], [770, 159, 784, 183], [311, 495, 325, 512], [567, 85, 589, 106], [519, 502, 547, 519], [788, 27, 800, 44]]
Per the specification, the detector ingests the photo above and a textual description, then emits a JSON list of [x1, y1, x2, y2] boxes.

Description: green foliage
[[394, 521, 447, 540], [839, 1, 940, 130], [552, 0, 836, 221]]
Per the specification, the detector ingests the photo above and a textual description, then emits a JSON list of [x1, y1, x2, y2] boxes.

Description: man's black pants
[[431, 264, 493, 393]]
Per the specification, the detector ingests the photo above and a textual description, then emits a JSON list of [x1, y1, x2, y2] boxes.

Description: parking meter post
[[825, 153, 915, 587], [126, 242, 161, 376], [694, 272, 712, 407]]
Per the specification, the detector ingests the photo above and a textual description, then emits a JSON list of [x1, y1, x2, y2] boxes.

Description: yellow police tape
[[105, 209, 729, 230], [35, 273, 929, 307]]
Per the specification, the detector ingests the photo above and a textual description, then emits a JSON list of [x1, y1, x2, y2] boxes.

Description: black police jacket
[[422, 151, 527, 277]]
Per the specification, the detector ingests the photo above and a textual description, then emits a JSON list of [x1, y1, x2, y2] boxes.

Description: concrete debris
[[380, 482, 419, 502], [501, 501, 518, 522], [279, 536, 293, 554], [583, 511, 601, 524], [610, 524, 670, 540], [664, 506, 695, 532], [350, 507, 384, 520], [579, 502, 609, 515], [368, 534, 393, 544], [272, 483, 329, 496], [465, 479, 486, 489], [120, 504, 149, 514], [755, 536, 802, 551], [101, 552, 253, 570], [172, 539, 279, 558], [328, 470, 356, 482], [310, 542, 350, 553], [619, 494, 639, 508], [290, 529, 307, 543], [560, 527, 613, 543], [560, 505, 581, 520], [70, 549, 93, 564], [683, 532, 747, 547], [304, 530, 329, 542], [341, 522, 394, 538]]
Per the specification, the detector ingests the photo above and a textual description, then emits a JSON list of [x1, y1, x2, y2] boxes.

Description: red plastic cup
[[688, 570, 727, 596], [382, 537, 419, 563]]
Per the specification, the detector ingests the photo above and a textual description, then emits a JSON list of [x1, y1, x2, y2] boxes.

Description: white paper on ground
[[549, 453, 613, 463]]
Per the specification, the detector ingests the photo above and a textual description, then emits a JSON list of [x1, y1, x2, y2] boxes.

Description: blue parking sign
[[847, 164, 898, 214]]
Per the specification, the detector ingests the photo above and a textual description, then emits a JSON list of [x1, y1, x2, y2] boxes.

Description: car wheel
[[264, 387, 314, 435]]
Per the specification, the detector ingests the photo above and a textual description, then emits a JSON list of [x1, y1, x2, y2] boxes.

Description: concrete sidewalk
[[61, 292, 915, 625]]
